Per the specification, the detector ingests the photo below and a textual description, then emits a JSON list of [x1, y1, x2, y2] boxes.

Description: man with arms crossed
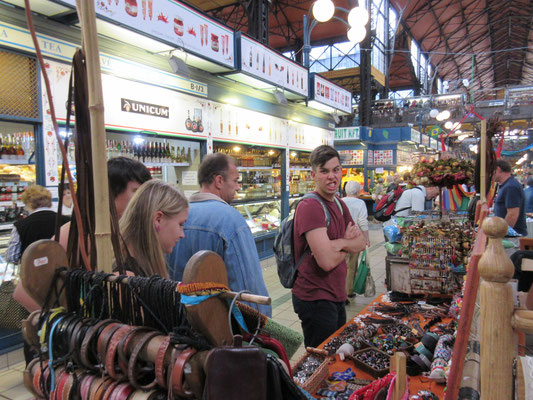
[[292, 145, 367, 347]]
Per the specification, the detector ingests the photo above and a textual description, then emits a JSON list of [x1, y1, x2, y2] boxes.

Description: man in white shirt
[[394, 185, 439, 217], [343, 181, 370, 299]]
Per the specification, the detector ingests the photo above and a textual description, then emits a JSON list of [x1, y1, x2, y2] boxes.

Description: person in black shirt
[[6, 185, 70, 264]]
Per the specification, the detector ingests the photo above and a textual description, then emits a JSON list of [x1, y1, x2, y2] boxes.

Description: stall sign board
[[410, 128, 421, 144], [376, 168, 384, 173], [334, 127, 360, 141], [0, 21, 208, 97], [56, 0, 234, 68], [312, 74, 351, 114], [339, 150, 364, 165], [421, 135, 430, 147], [373, 150, 394, 165], [239, 34, 308, 96], [430, 138, 439, 150]]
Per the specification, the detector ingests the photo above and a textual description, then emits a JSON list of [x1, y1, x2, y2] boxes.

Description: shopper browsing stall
[[292, 145, 366, 348], [494, 159, 527, 236], [343, 181, 370, 299], [169, 153, 272, 317], [393, 185, 439, 217], [119, 179, 188, 278]]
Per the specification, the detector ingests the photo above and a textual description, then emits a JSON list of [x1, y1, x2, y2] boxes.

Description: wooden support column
[[478, 216, 515, 399]]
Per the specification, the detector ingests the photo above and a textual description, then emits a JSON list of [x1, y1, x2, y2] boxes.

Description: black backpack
[[273, 193, 343, 288]]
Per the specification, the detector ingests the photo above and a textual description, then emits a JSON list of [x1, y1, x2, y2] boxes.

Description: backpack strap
[[302, 193, 331, 227]]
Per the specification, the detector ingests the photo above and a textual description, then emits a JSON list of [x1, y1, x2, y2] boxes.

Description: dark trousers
[[292, 294, 346, 348]]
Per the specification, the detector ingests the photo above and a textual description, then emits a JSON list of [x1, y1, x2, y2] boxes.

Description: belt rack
[[21, 247, 271, 399]]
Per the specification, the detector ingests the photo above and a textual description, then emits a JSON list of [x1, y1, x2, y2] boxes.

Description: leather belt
[[155, 336, 172, 388], [80, 319, 116, 369], [170, 347, 197, 398], [96, 322, 122, 366], [105, 325, 134, 380], [127, 331, 161, 390], [117, 326, 152, 376]]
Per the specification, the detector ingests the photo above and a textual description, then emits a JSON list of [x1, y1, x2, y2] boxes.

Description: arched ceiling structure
[[186, 0, 533, 94]]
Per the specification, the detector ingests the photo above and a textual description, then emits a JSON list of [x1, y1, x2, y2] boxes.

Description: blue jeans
[[292, 295, 346, 348]]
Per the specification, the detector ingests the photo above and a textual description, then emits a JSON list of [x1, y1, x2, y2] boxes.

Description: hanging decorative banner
[[55, 0, 234, 68], [238, 33, 308, 96], [311, 74, 352, 113]]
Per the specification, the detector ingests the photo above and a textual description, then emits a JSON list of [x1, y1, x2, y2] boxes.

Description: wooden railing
[[477, 216, 533, 399]]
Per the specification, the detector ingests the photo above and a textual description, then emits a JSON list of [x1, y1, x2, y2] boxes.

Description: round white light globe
[[312, 0, 335, 23], [440, 110, 451, 120], [347, 25, 367, 44], [444, 121, 453, 130], [429, 109, 439, 118], [348, 6, 369, 26]]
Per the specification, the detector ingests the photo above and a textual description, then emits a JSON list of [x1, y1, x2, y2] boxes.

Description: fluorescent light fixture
[[458, 134, 468, 141], [168, 55, 191, 79], [332, 111, 340, 124], [223, 98, 240, 106], [273, 89, 288, 105]]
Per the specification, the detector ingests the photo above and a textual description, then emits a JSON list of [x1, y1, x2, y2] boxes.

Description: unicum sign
[[121, 99, 169, 119]]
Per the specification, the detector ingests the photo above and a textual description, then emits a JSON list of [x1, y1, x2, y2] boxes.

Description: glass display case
[[289, 150, 313, 199], [0, 121, 37, 254]]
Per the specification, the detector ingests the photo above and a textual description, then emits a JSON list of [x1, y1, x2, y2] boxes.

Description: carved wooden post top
[[479, 216, 514, 282]]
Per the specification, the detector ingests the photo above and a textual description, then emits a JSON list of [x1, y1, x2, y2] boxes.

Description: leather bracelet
[[50, 367, 66, 400], [170, 348, 197, 398], [80, 319, 116, 369], [117, 326, 152, 377], [411, 354, 430, 372], [56, 369, 72, 400], [96, 322, 122, 366], [127, 331, 161, 390], [33, 362, 45, 398], [24, 358, 40, 397], [105, 325, 134, 380], [68, 318, 87, 365], [61, 371, 76, 400], [101, 380, 120, 400], [109, 382, 134, 400], [80, 374, 96, 400], [54, 314, 77, 356], [89, 376, 114, 400], [155, 336, 172, 388]]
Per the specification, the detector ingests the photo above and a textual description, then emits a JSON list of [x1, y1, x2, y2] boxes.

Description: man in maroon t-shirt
[[292, 145, 367, 347]]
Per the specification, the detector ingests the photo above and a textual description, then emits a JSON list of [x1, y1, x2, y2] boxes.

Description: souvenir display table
[[294, 293, 458, 399]]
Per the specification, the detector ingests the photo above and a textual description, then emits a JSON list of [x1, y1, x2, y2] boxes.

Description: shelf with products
[[98, 131, 202, 193], [288, 150, 313, 198], [215, 143, 282, 203]]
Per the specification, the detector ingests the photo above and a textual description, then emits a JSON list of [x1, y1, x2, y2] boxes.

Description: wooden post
[[390, 352, 406, 400], [478, 216, 515, 399], [77, 0, 113, 272], [479, 119, 487, 203]]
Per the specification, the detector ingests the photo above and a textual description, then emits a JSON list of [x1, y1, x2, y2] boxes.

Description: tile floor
[[0, 221, 388, 399]]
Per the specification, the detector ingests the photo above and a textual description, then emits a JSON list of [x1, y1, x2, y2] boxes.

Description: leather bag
[[204, 335, 267, 400]]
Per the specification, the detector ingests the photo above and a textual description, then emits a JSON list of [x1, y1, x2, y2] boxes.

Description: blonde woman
[[119, 179, 188, 278]]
